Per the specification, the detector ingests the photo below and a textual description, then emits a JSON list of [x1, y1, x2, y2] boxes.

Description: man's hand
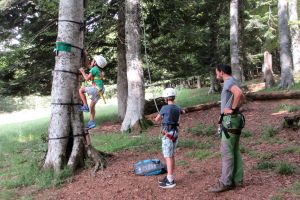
[[223, 108, 233, 115]]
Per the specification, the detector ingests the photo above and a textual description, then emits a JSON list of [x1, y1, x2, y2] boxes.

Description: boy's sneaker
[[158, 176, 167, 184], [159, 178, 176, 189], [87, 121, 96, 129], [79, 105, 89, 112]]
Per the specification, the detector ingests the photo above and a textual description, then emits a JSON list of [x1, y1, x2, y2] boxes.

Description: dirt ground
[[34, 99, 300, 200]]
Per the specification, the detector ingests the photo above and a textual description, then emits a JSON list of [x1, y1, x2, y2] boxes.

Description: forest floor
[[33, 98, 300, 200]]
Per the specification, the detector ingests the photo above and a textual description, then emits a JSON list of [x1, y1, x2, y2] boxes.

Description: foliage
[[275, 162, 297, 175], [187, 123, 215, 136]]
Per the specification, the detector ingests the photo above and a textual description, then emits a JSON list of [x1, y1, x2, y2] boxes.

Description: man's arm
[[224, 85, 244, 114]]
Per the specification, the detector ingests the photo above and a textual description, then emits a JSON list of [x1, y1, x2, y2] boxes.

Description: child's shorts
[[162, 132, 178, 158], [85, 87, 100, 103]]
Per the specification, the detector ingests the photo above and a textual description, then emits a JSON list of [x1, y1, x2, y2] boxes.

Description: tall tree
[[230, 0, 242, 82], [117, 1, 128, 121], [278, 0, 294, 88], [288, 0, 300, 76], [121, 0, 145, 133], [43, 0, 85, 172]]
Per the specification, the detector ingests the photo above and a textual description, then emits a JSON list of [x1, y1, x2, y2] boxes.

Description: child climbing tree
[[43, 0, 85, 172]]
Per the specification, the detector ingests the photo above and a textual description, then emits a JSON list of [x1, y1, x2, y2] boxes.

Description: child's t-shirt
[[90, 66, 104, 89], [159, 104, 182, 126]]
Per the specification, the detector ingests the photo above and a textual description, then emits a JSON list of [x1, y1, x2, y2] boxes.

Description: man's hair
[[216, 64, 232, 75], [165, 96, 175, 101]]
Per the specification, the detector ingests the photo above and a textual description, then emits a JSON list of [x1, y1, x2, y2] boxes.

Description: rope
[[142, 13, 160, 113]]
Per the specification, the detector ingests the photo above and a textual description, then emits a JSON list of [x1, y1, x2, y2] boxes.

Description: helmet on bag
[[162, 88, 176, 98], [94, 55, 107, 68]]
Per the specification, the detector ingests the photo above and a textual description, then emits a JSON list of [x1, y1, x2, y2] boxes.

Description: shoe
[[159, 178, 176, 189], [87, 121, 96, 129], [208, 182, 233, 193], [79, 105, 89, 112], [158, 176, 167, 184]]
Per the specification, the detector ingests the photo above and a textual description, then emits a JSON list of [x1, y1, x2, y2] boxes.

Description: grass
[[262, 81, 300, 92], [275, 162, 297, 175], [187, 123, 215, 136], [261, 126, 278, 139], [277, 103, 300, 113], [281, 146, 300, 154], [186, 150, 215, 160]]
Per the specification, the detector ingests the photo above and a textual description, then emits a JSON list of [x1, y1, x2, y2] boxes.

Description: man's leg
[[233, 136, 243, 186]]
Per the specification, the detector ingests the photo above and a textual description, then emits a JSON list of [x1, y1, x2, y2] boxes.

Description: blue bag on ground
[[134, 159, 167, 176]]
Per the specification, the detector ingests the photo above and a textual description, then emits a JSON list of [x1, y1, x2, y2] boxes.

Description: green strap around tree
[[55, 42, 72, 52]]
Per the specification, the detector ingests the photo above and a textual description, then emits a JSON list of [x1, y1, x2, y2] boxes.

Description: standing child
[[155, 88, 184, 189], [79, 50, 107, 129]]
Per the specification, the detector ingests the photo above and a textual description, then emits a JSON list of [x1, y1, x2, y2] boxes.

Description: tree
[[43, 0, 85, 172], [288, 0, 300, 77], [278, 0, 294, 88], [230, 0, 242, 82], [262, 51, 275, 88], [117, 1, 128, 121], [121, 0, 145, 133]]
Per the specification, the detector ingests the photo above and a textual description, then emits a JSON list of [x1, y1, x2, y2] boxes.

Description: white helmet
[[94, 55, 107, 68], [162, 88, 176, 98]]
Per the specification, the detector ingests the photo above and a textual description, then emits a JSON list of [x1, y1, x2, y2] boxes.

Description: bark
[[246, 91, 300, 101], [230, 0, 242, 82], [208, 71, 221, 94], [196, 76, 201, 89], [121, 0, 145, 133], [278, 0, 294, 88], [288, 0, 300, 76], [44, 0, 85, 172], [262, 51, 275, 88], [117, 1, 128, 121]]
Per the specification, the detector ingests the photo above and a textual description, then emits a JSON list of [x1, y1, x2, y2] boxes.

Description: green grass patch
[[241, 130, 252, 138], [176, 160, 189, 167], [281, 146, 300, 154], [177, 139, 213, 149], [262, 126, 278, 139], [187, 123, 215, 136], [91, 133, 161, 153], [288, 181, 300, 196], [186, 150, 214, 160], [175, 88, 220, 108], [275, 162, 297, 175], [256, 160, 277, 170], [277, 104, 300, 113]]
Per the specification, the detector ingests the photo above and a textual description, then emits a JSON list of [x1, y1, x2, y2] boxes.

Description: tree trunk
[[288, 0, 300, 77], [196, 76, 201, 89], [230, 0, 242, 82], [44, 0, 85, 172], [278, 0, 294, 88], [246, 91, 300, 101], [262, 51, 275, 88], [208, 71, 221, 94], [117, 1, 128, 121], [121, 0, 145, 133]]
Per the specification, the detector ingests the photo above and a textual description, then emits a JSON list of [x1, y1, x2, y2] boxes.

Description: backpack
[[133, 159, 167, 176]]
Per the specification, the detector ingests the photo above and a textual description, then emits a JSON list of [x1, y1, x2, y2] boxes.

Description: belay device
[[133, 159, 167, 176]]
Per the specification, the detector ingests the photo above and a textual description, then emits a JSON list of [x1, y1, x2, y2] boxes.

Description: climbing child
[[154, 88, 185, 189], [79, 50, 107, 129]]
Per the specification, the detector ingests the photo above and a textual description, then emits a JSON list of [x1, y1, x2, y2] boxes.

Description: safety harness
[[161, 124, 179, 142], [218, 110, 246, 139]]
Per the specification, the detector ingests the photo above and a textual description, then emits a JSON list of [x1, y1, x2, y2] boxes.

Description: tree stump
[[283, 114, 300, 130]]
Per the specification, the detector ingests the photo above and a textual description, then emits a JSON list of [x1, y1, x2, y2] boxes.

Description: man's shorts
[[162, 130, 178, 158], [85, 86, 100, 103]]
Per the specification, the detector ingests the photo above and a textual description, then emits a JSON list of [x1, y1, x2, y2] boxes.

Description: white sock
[[167, 175, 174, 182]]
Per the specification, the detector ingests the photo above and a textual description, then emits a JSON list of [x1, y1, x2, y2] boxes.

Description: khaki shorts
[[162, 130, 178, 157]]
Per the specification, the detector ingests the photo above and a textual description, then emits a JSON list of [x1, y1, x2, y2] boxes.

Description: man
[[208, 64, 245, 193], [79, 50, 107, 129]]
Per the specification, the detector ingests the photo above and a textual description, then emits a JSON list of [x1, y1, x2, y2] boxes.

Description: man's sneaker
[[158, 176, 167, 184], [159, 178, 176, 189], [79, 105, 89, 112], [87, 121, 96, 129], [208, 181, 233, 193]]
